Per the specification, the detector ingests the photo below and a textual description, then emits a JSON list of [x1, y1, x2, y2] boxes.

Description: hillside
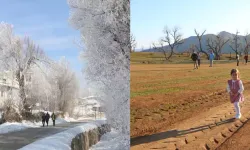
[[142, 31, 246, 53]]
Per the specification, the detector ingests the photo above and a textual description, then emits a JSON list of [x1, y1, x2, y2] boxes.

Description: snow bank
[[0, 118, 70, 134], [18, 119, 106, 150], [0, 122, 34, 134], [90, 129, 129, 150]]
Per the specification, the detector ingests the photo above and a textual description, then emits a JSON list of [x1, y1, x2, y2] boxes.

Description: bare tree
[[152, 41, 168, 60], [206, 34, 229, 60], [188, 44, 196, 56], [51, 58, 78, 115], [130, 34, 136, 53], [194, 29, 209, 59], [229, 30, 241, 58], [141, 46, 144, 51], [153, 26, 184, 60], [243, 33, 250, 55]]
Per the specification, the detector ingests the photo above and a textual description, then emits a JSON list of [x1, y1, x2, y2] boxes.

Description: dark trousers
[[245, 59, 248, 64], [42, 121, 45, 127], [198, 59, 200, 67], [53, 120, 55, 126], [237, 60, 239, 66], [46, 120, 49, 126]]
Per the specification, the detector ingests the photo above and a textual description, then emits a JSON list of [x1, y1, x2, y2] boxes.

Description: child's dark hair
[[230, 69, 239, 75]]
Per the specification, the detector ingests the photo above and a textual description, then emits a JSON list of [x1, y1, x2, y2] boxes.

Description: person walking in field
[[197, 52, 201, 68], [45, 112, 50, 126], [42, 113, 46, 127], [236, 54, 240, 66], [51, 112, 56, 126], [227, 69, 244, 119], [244, 54, 248, 65], [191, 52, 198, 69], [209, 51, 215, 67]]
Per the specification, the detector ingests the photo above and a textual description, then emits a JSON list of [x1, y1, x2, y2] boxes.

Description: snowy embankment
[[90, 129, 129, 150], [18, 119, 106, 150], [0, 118, 69, 134]]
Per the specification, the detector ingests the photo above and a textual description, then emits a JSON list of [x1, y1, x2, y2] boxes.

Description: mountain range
[[141, 31, 247, 53]]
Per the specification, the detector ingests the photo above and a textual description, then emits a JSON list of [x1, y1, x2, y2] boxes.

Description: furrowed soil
[[217, 119, 250, 150], [131, 62, 250, 149]]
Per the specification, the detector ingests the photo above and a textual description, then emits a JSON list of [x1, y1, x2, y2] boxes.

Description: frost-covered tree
[[26, 64, 53, 111], [0, 22, 47, 114], [68, 0, 130, 147], [50, 57, 79, 116]]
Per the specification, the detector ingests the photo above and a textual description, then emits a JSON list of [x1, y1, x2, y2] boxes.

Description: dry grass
[[131, 52, 237, 64]]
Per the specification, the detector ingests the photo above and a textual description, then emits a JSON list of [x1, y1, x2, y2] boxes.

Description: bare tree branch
[[206, 34, 229, 60], [229, 30, 241, 58], [154, 26, 184, 60], [194, 29, 209, 59], [130, 34, 136, 53]]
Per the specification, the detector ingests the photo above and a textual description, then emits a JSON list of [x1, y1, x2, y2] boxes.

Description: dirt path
[[0, 121, 88, 150], [131, 97, 250, 150], [217, 119, 250, 150]]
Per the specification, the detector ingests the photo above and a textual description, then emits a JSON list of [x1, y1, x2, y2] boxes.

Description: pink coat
[[228, 80, 244, 103]]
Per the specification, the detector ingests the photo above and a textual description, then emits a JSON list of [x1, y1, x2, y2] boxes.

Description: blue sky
[[0, 0, 87, 87], [131, 0, 250, 50]]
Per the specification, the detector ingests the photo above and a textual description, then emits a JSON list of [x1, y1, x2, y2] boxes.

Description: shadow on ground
[[131, 118, 235, 146]]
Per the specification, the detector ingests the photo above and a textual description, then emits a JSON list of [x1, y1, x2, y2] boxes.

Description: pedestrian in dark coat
[[42, 113, 46, 127], [191, 52, 198, 69], [51, 112, 56, 126], [45, 112, 50, 126]]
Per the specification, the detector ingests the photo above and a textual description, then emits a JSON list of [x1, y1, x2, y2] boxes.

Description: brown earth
[[131, 96, 250, 150], [131, 63, 250, 149], [217, 119, 250, 150]]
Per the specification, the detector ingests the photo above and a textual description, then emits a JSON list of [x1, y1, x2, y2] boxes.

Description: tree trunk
[[16, 70, 29, 113]]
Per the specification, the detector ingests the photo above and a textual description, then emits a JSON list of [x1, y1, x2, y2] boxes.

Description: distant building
[[0, 71, 19, 108], [75, 96, 104, 118]]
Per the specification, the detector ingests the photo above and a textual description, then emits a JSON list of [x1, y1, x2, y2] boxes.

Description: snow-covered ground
[[19, 119, 106, 150], [90, 129, 129, 150], [0, 107, 102, 135], [0, 118, 69, 134]]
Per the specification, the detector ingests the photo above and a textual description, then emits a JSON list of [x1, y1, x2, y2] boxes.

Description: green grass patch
[[131, 87, 185, 98]]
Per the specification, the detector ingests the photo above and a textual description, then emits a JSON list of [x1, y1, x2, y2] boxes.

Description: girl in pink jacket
[[227, 69, 244, 119]]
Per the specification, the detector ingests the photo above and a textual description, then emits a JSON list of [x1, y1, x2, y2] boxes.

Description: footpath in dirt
[[131, 96, 250, 150], [217, 119, 250, 150], [0, 121, 88, 150]]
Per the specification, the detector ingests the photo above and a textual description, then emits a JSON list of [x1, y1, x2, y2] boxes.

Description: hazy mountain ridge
[[142, 31, 247, 53]]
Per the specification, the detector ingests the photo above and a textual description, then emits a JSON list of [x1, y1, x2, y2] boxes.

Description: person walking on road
[[45, 112, 50, 126], [42, 113, 46, 127], [51, 112, 56, 126], [227, 69, 244, 119], [209, 51, 215, 67], [191, 52, 198, 69]]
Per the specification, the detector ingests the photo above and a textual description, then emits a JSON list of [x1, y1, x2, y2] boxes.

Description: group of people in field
[[191, 51, 249, 69], [41, 112, 56, 127]]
